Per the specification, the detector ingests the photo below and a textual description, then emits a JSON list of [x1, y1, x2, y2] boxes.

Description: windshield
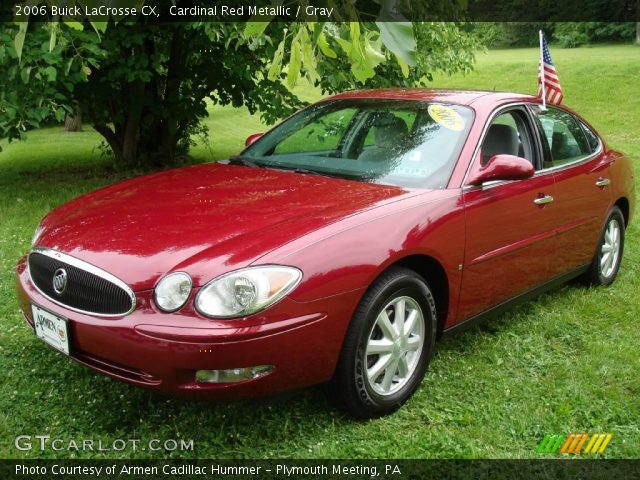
[[241, 99, 473, 189]]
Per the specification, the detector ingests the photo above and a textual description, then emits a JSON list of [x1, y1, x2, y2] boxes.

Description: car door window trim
[[462, 102, 540, 191], [528, 104, 604, 175], [462, 102, 603, 192]]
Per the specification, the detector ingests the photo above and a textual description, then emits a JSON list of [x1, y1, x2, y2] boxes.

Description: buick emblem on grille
[[52, 268, 68, 295]]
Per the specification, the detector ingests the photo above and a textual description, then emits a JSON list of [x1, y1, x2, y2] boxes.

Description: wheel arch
[[384, 254, 450, 338], [614, 197, 630, 228]]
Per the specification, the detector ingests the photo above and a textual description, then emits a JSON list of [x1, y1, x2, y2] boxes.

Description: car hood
[[36, 162, 419, 290]]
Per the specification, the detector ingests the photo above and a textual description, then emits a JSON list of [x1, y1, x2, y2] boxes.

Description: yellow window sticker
[[428, 105, 465, 131]]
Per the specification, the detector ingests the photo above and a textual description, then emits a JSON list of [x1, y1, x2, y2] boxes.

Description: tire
[[581, 206, 625, 286], [330, 266, 437, 419]]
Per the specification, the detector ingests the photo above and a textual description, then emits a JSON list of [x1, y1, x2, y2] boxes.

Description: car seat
[[482, 124, 519, 164], [358, 114, 409, 162]]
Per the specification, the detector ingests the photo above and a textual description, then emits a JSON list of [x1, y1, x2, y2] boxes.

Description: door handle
[[534, 195, 554, 205], [595, 177, 611, 187]]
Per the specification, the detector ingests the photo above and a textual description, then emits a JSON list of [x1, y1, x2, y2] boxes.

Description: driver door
[[458, 106, 557, 321]]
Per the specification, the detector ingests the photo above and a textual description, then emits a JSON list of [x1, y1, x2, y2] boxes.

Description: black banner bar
[[2, 0, 639, 23], [2, 459, 640, 480]]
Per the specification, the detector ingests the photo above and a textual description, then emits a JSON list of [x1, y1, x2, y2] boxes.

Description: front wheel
[[581, 206, 625, 286], [330, 267, 436, 419]]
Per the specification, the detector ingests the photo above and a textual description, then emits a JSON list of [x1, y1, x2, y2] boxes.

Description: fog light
[[195, 365, 273, 384]]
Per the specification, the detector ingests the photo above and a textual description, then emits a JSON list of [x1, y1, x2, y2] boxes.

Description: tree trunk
[[136, 27, 188, 165], [93, 123, 123, 162], [156, 28, 187, 162], [120, 81, 146, 163], [636, 22, 640, 45], [84, 27, 192, 167], [64, 104, 82, 132]]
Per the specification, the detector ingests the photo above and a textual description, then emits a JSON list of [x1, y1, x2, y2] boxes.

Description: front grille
[[28, 250, 135, 316]]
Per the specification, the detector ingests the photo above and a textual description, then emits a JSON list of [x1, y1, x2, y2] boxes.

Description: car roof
[[328, 88, 539, 107]]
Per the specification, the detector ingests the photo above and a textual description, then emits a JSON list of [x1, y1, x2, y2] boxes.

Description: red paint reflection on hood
[[37, 163, 416, 289]]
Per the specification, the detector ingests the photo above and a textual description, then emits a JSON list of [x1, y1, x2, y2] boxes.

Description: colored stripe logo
[[536, 433, 612, 454]]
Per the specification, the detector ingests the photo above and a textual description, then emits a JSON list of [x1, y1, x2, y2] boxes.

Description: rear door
[[459, 105, 557, 321], [529, 105, 612, 277]]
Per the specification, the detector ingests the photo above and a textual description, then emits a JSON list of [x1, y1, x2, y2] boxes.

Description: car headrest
[[551, 131, 569, 159], [483, 124, 519, 162], [373, 116, 408, 149]]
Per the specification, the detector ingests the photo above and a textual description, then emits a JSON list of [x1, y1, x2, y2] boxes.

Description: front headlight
[[195, 266, 302, 319], [154, 272, 193, 312]]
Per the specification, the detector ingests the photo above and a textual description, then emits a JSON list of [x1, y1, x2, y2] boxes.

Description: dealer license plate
[[32, 304, 70, 355]]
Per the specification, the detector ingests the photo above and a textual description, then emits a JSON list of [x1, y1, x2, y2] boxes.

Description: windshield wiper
[[227, 155, 261, 168], [229, 157, 337, 179], [273, 166, 337, 179]]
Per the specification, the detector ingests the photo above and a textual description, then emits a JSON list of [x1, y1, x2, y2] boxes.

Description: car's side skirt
[[441, 264, 590, 339]]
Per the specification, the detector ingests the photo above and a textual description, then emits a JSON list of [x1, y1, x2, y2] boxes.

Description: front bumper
[[16, 256, 361, 399]]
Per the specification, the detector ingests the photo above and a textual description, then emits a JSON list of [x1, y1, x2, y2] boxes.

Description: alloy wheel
[[364, 296, 425, 396], [600, 217, 621, 279]]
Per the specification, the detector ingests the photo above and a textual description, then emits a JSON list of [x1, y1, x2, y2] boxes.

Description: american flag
[[538, 33, 563, 105]]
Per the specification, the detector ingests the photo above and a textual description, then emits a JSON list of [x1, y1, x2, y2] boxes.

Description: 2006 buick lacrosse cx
[[17, 89, 634, 418]]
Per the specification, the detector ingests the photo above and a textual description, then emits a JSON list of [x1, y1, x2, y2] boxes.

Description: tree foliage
[[554, 22, 637, 48], [0, 24, 101, 145], [473, 22, 637, 48], [0, 13, 478, 165]]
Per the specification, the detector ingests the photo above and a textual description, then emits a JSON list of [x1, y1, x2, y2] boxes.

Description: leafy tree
[[1, 10, 477, 165], [554, 22, 636, 47], [0, 24, 100, 145], [472, 22, 637, 48]]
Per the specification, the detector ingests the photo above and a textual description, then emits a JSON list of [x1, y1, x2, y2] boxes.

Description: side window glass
[[580, 121, 600, 153], [532, 107, 591, 167], [481, 111, 534, 165]]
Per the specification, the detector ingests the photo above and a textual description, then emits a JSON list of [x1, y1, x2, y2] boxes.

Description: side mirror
[[245, 133, 264, 147], [467, 154, 534, 186]]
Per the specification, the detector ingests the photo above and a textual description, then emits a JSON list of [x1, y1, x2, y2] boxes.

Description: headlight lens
[[195, 266, 302, 319], [154, 272, 192, 312]]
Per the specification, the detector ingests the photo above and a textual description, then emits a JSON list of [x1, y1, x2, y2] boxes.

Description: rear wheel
[[330, 267, 436, 418], [581, 206, 625, 286]]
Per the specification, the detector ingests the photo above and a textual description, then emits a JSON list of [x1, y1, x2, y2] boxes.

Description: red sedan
[[16, 89, 635, 418]]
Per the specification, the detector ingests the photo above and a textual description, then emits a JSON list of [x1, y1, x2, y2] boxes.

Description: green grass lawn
[[0, 44, 638, 459]]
